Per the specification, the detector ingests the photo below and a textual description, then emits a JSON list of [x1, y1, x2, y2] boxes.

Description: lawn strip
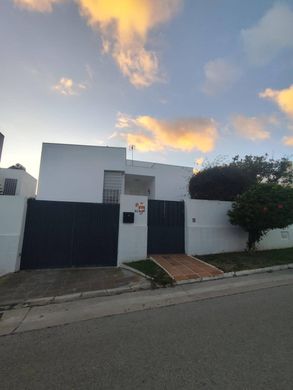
[[198, 247, 293, 273], [125, 260, 174, 287]]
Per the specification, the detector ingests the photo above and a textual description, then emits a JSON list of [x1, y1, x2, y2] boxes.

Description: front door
[[147, 200, 185, 254]]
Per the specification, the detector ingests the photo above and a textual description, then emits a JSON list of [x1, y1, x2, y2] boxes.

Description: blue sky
[[0, 0, 293, 177]]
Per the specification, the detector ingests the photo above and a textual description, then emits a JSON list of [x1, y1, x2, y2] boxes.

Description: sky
[[0, 0, 293, 178]]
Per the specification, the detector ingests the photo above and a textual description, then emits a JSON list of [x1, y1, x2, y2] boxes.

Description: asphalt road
[[1, 284, 293, 390]]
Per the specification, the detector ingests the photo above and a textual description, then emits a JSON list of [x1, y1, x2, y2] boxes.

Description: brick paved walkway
[[150, 254, 223, 282]]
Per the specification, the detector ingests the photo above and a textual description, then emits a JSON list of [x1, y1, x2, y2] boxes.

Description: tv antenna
[[129, 144, 135, 165]]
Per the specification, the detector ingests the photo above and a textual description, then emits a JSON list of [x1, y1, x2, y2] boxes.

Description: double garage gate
[[21, 199, 185, 270], [21, 199, 120, 269]]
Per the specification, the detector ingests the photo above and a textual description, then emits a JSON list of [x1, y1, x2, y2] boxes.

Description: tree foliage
[[189, 166, 254, 201], [189, 154, 292, 201], [229, 154, 292, 185], [228, 184, 293, 250]]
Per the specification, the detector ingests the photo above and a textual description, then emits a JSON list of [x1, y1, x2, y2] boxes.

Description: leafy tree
[[189, 154, 292, 201], [229, 154, 292, 185], [228, 184, 293, 251], [189, 166, 254, 201]]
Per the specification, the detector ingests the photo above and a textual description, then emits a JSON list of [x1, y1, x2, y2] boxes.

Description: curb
[[120, 263, 154, 281], [176, 263, 293, 285], [0, 281, 151, 312], [149, 256, 176, 281], [1, 264, 292, 311]]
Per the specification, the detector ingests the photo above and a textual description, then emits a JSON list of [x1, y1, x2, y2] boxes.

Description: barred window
[[103, 171, 123, 204], [3, 178, 17, 195]]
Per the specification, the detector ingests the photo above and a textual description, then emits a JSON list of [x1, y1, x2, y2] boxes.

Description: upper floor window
[[1, 178, 18, 195], [103, 171, 124, 204]]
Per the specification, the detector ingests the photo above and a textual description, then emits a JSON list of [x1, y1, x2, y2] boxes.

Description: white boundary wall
[[117, 195, 148, 264], [258, 226, 293, 250], [0, 196, 27, 276], [185, 199, 293, 255], [185, 199, 247, 255]]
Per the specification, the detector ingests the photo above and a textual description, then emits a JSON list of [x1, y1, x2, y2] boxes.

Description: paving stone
[[151, 254, 223, 282]]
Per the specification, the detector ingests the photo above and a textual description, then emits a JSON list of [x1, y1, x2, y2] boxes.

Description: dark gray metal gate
[[21, 199, 120, 269], [147, 200, 185, 254]]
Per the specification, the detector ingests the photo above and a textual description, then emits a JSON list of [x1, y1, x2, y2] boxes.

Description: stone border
[[120, 263, 154, 280], [1, 263, 292, 311], [149, 256, 176, 280], [176, 263, 293, 285]]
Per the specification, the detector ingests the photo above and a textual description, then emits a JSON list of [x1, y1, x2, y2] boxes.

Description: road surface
[[1, 279, 293, 389]]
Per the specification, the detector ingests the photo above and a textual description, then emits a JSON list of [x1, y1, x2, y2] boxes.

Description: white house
[[0, 167, 37, 198], [0, 167, 37, 276], [37, 143, 193, 203]]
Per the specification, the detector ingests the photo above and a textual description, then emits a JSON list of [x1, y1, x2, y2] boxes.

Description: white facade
[[0, 168, 36, 276], [0, 168, 37, 198], [185, 199, 293, 256], [117, 195, 148, 264], [125, 160, 192, 201], [0, 196, 27, 276], [37, 143, 193, 203], [185, 199, 247, 255]]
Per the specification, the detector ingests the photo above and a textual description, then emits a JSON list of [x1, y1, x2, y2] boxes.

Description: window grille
[[103, 171, 123, 203], [3, 178, 17, 195]]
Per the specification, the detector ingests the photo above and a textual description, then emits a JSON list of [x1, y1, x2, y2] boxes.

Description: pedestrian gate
[[21, 199, 120, 269], [147, 200, 185, 254]]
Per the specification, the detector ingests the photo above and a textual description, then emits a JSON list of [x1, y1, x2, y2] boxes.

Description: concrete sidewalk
[[0, 268, 150, 309], [1, 269, 293, 337]]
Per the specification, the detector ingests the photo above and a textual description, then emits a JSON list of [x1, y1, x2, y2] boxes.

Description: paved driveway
[[0, 268, 148, 307], [151, 254, 223, 281]]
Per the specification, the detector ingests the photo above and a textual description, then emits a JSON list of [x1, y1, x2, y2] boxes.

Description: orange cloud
[[259, 85, 293, 118], [283, 136, 293, 146], [231, 115, 272, 141], [78, 0, 181, 87], [115, 113, 218, 153], [13, 0, 64, 12], [52, 77, 87, 96]]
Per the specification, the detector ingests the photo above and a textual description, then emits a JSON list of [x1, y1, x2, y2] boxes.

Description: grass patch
[[125, 260, 173, 287], [198, 247, 293, 273]]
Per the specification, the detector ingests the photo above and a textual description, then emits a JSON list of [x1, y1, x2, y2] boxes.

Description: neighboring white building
[[0, 167, 37, 198], [0, 159, 37, 275], [37, 143, 193, 203]]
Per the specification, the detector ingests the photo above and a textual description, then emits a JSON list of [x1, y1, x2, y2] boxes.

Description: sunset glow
[[1, 1, 292, 177]]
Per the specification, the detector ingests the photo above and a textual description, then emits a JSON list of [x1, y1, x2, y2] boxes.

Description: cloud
[[283, 136, 293, 146], [231, 115, 274, 141], [241, 3, 293, 66], [259, 84, 293, 118], [13, 0, 64, 12], [202, 58, 241, 96], [78, 0, 181, 87], [13, 0, 181, 87], [52, 77, 87, 96], [114, 113, 218, 153]]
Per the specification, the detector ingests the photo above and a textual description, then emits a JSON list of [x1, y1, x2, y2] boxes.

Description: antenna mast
[[129, 144, 135, 166]]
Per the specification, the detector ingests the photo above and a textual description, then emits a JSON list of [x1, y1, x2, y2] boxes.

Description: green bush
[[228, 183, 293, 250]]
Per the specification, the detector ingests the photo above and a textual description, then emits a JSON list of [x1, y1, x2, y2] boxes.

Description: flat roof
[[42, 142, 193, 169], [43, 142, 126, 151], [126, 159, 193, 170]]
